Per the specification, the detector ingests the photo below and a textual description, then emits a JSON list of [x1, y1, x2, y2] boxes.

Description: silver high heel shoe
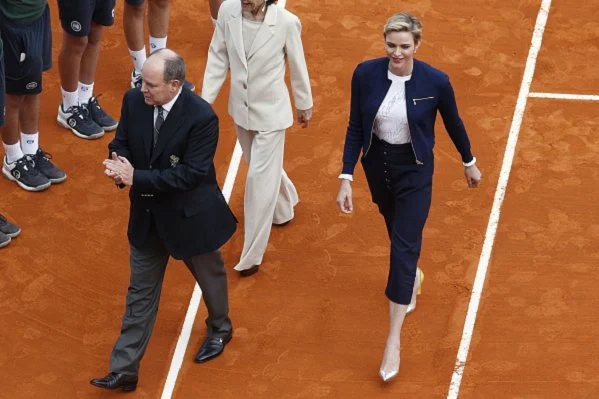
[[379, 368, 399, 382]]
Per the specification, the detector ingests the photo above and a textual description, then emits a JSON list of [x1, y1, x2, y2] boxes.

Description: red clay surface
[[1, 0, 597, 398]]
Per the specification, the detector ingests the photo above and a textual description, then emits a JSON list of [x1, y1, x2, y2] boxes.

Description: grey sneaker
[[0, 213, 21, 238]]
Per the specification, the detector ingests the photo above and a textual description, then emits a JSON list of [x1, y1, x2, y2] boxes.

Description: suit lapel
[[150, 90, 187, 164], [228, 6, 248, 70], [247, 5, 278, 59]]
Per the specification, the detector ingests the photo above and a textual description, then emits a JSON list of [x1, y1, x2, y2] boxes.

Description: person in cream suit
[[202, 0, 313, 276]]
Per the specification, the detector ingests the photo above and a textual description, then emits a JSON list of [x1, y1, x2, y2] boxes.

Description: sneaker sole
[[100, 122, 119, 132], [6, 228, 21, 238], [0, 237, 11, 248], [2, 168, 51, 192], [57, 116, 105, 140], [48, 174, 68, 184]]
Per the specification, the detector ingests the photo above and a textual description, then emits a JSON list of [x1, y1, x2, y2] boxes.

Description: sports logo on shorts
[[26, 82, 38, 90], [71, 21, 82, 32]]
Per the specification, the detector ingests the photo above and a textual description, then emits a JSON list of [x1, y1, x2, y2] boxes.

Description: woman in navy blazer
[[336, 12, 482, 382]]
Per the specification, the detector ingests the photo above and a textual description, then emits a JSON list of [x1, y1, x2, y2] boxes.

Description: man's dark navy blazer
[[342, 58, 474, 174], [109, 88, 237, 260]]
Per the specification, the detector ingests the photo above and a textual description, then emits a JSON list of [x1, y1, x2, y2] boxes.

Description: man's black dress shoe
[[239, 264, 259, 277], [90, 372, 138, 391], [194, 331, 233, 363]]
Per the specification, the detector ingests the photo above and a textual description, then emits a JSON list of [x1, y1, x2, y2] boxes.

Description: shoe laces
[[15, 155, 38, 172], [0, 214, 7, 224], [34, 148, 53, 162], [69, 104, 94, 121]]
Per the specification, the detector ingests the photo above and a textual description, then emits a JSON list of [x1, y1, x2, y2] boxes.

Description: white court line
[[529, 92, 599, 101], [160, 141, 243, 399], [447, 0, 552, 398]]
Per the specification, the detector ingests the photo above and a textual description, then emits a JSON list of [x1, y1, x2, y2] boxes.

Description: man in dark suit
[[91, 48, 237, 392]]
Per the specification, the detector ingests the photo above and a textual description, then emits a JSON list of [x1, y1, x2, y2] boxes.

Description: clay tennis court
[[1, 0, 598, 397]]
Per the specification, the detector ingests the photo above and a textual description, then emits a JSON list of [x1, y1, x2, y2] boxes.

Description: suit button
[[244, 101, 248, 107], [150, 165, 153, 169], [243, 83, 247, 89], [145, 209, 150, 213]]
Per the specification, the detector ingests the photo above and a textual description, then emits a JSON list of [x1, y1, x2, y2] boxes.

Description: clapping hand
[[104, 152, 134, 186]]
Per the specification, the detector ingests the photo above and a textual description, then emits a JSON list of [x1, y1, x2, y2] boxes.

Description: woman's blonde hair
[[384, 12, 422, 43]]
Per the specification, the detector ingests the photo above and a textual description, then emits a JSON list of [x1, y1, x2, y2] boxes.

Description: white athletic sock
[[3, 141, 24, 164], [149, 36, 167, 53], [61, 88, 79, 111], [20, 132, 39, 155], [129, 47, 147, 75], [79, 82, 94, 104]]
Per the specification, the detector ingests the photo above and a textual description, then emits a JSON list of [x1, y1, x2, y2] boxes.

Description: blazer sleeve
[[341, 66, 364, 175], [438, 75, 474, 163], [108, 90, 133, 162], [132, 112, 219, 193], [201, 7, 230, 104], [284, 14, 313, 111]]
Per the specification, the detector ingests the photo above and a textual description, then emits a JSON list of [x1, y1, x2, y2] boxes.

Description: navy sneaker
[[57, 103, 105, 140], [0, 213, 21, 238], [2, 155, 51, 192], [31, 148, 67, 184], [87, 95, 118, 131]]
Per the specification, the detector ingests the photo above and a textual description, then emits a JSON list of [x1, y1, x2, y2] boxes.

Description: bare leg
[[2, 95, 24, 145], [19, 95, 40, 134], [79, 23, 104, 85], [58, 31, 88, 92], [379, 301, 409, 381], [148, 0, 169, 39], [124, 1, 146, 52]]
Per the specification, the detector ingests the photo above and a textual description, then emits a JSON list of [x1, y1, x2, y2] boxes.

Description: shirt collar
[[158, 88, 182, 113]]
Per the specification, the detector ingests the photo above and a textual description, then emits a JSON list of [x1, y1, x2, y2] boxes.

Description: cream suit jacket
[[202, 1, 313, 132]]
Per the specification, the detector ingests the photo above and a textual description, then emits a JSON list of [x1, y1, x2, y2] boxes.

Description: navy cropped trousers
[[361, 135, 433, 304]]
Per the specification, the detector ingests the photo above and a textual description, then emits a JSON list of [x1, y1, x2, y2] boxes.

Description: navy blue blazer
[[341, 58, 474, 175], [109, 88, 237, 259]]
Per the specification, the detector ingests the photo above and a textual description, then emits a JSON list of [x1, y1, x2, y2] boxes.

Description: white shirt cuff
[[338, 174, 354, 181], [463, 156, 477, 167]]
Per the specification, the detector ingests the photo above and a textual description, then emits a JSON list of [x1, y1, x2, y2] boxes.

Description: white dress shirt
[[374, 71, 412, 144], [154, 88, 182, 125]]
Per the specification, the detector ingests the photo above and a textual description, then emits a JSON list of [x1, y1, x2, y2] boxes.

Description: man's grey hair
[[163, 54, 186, 83], [149, 48, 186, 84]]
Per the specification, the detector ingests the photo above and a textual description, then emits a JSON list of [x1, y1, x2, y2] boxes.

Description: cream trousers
[[233, 125, 299, 271]]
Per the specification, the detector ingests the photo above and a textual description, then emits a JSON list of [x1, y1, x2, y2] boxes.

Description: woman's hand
[[464, 164, 482, 188], [336, 179, 354, 213]]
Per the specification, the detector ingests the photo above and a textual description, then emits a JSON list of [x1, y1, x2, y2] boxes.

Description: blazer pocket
[[183, 196, 215, 217]]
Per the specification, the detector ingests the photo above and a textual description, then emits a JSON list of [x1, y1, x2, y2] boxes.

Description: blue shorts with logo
[[0, 5, 52, 95], [58, 0, 116, 37]]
